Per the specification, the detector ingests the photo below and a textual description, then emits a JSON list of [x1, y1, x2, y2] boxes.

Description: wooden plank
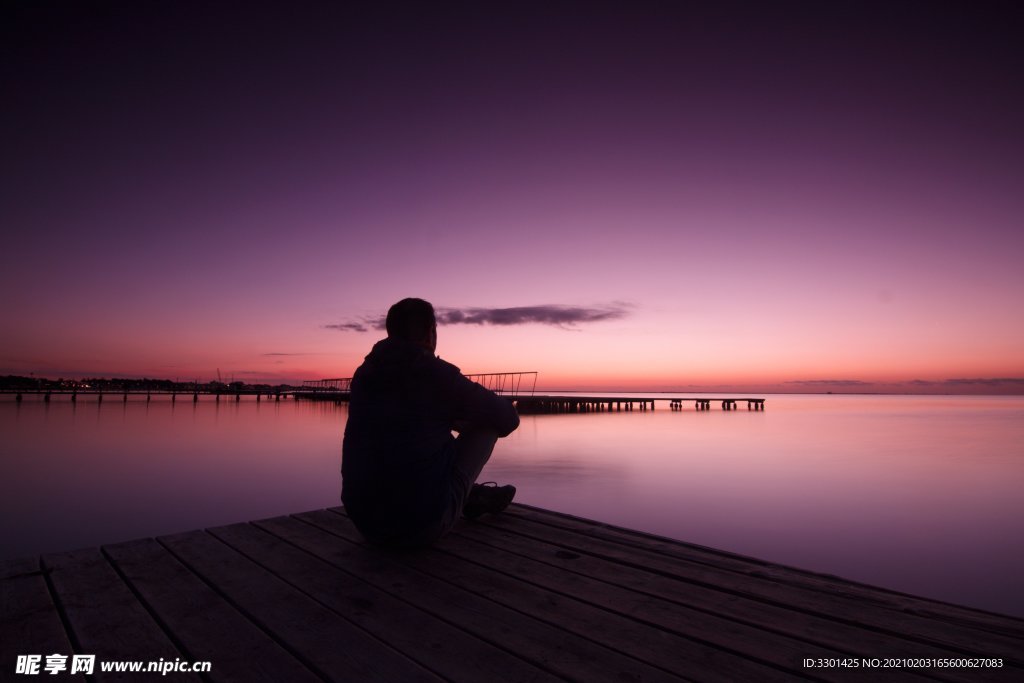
[[262, 511, 685, 683], [1, 558, 85, 681], [43, 547, 200, 681], [207, 520, 559, 683], [478, 509, 1024, 666], [502, 504, 1024, 647], [508, 504, 1024, 639], [0, 556, 41, 579], [102, 538, 321, 683], [327, 510, 938, 683], [16, 504, 1022, 683], [245, 518, 752, 683], [423, 531, 829, 683], [157, 529, 441, 683], [449, 518, 990, 683]]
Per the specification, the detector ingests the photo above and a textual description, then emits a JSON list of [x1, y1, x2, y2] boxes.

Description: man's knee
[[455, 427, 499, 456], [451, 428, 500, 493]]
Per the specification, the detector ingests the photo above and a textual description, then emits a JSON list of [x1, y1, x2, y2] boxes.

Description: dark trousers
[[406, 427, 499, 546]]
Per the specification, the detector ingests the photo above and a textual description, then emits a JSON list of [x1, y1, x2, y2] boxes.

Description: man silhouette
[[342, 298, 520, 547]]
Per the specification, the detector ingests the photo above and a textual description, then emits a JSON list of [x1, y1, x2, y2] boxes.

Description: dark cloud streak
[[942, 378, 1024, 387], [325, 303, 631, 333], [324, 322, 371, 333], [785, 379, 870, 387], [437, 304, 629, 327]]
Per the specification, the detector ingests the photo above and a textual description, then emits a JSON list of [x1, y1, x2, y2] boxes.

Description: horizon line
[[3, 373, 1024, 397]]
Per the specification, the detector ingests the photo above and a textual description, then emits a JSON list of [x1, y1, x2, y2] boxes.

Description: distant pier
[[5, 372, 765, 412], [295, 372, 765, 412], [672, 397, 765, 411], [516, 396, 765, 413], [2, 389, 296, 404]]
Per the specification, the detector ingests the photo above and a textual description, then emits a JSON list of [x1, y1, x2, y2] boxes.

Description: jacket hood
[[364, 337, 435, 369]]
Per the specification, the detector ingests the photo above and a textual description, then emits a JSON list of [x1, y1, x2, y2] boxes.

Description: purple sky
[[3, 1, 1023, 392]]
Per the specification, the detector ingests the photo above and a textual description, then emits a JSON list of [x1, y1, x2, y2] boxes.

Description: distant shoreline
[[3, 374, 1022, 397]]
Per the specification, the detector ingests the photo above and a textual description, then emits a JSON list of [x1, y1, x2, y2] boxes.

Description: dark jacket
[[341, 337, 519, 543]]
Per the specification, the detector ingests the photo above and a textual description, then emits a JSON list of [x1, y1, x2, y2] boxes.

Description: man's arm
[[449, 372, 520, 437]]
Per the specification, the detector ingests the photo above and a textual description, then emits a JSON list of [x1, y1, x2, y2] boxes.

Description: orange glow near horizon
[[6, 298, 1022, 396]]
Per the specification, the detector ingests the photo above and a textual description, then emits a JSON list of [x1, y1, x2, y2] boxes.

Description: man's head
[[385, 298, 437, 352]]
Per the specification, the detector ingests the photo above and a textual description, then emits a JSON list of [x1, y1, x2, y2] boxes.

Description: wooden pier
[[5, 372, 764, 413], [3, 505, 1021, 682], [293, 392, 765, 413], [515, 396, 766, 413], [2, 389, 297, 404], [299, 374, 769, 413]]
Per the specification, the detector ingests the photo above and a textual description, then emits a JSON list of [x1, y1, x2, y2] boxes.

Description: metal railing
[[300, 372, 537, 397], [463, 371, 537, 397], [301, 378, 352, 392]]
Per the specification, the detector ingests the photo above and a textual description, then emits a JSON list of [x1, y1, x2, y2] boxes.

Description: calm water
[[2, 393, 1023, 618]]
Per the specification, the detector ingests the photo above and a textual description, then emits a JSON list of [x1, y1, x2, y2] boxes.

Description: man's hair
[[385, 298, 436, 341]]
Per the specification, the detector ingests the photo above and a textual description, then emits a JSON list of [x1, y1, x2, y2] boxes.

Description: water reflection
[[483, 396, 1024, 617], [2, 396, 347, 561], [2, 394, 1023, 618]]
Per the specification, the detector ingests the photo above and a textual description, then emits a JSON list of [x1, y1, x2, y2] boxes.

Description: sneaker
[[463, 481, 516, 520]]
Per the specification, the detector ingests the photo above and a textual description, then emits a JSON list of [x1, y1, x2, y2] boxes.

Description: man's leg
[[408, 427, 507, 546], [399, 427, 499, 547], [451, 427, 500, 503], [424, 427, 499, 540]]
